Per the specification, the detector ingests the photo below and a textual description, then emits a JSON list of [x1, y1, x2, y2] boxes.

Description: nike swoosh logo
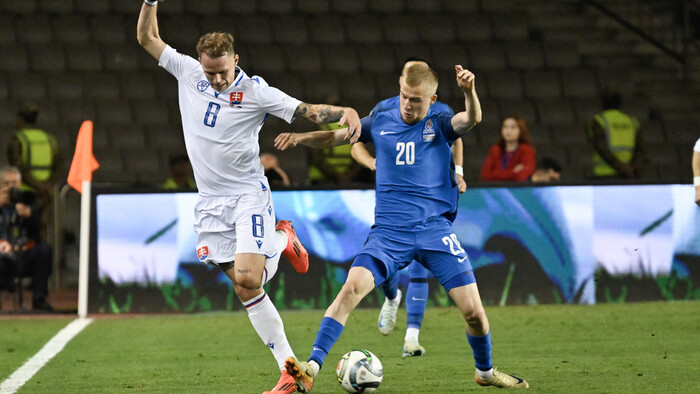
[[411, 297, 426, 301], [511, 375, 524, 384], [380, 130, 398, 135], [458, 256, 467, 263]]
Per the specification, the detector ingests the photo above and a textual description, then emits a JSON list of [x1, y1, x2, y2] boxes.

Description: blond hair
[[196, 32, 235, 58], [403, 62, 438, 96]]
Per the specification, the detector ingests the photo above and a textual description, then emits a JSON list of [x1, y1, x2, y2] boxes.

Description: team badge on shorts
[[196, 80, 209, 92], [422, 119, 435, 142], [197, 246, 209, 262]]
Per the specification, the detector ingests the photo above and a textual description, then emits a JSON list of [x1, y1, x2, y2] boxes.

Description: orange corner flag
[[67, 120, 100, 193]]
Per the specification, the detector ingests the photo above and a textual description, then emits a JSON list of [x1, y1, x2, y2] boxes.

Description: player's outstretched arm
[[295, 103, 361, 144], [351, 142, 377, 171], [274, 128, 350, 151], [451, 66, 482, 135], [137, 0, 167, 60]]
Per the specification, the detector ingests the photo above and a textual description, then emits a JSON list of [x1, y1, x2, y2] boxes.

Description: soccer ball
[[336, 349, 383, 393]]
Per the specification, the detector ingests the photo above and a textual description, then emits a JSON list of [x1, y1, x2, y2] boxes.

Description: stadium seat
[[346, 15, 383, 44], [331, 0, 367, 14], [537, 98, 578, 128], [96, 100, 133, 126], [131, 98, 169, 126], [1, 0, 37, 14], [232, 16, 273, 45], [369, 0, 404, 14], [286, 45, 323, 74], [52, 15, 90, 44], [65, 45, 103, 71], [106, 123, 147, 151], [102, 44, 141, 72], [0, 45, 28, 72], [73, 0, 110, 14], [505, 41, 546, 70], [492, 12, 531, 41], [441, 0, 479, 13], [159, 15, 200, 52], [16, 15, 52, 44], [384, 15, 420, 44], [91, 148, 126, 183], [308, 16, 346, 44], [43, 71, 83, 100], [153, 71, 179, 99], [417, 16, 457, 43], [303, 72, 340, 103], [570, 98, 600, 125], [430, 43, 471, 72], [357, 44, 396, 74], [28, 44, 65, 72], [375, 72, 399, 101], [273, 16, 310, 45], [466, 42, 507, 70], [320, 44, 360, 74], [259, 0, 293, 14], [456, 14, 494, 42], [498, 98, 538, 125], [0, 75, 7, 101], [222, 0, 257, 15], [542, 41, 582, 69], [523, 70, 562, 99], [0, 16, 16, 45], [119, 74, 157, 99], [37, 0, 73, 14], [110, 0, 140, 15], [81, 72, 120, 100], [265, 72, 305, 99], [57, 99, 97, 129], [549, 123, 589, 145], [560, 68, 600, 99], [91, 15, 128, 44], [483, 70, 524, 99], [8, 72, 46, 101], [339, 74, 378, 103], [247, 45, 287, 75], [185, 0, 221, 15], [296, 0, 331, 15], [392, 43, 434, 69]]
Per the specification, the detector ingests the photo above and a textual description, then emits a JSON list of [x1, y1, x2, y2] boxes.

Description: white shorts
[[193, 189, 277, 265]]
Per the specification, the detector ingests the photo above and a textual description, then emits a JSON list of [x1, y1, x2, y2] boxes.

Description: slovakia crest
[[197, 246, 209, 262], [230, 91, 244, 105], [197, 80, 209, 92], [422, 118, 436, 142]]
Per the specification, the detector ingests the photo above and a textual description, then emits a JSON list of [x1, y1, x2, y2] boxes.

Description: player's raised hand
[[339, 107, 361, 144], [455, 65, 475, 91], [274, 133, 298, 151]]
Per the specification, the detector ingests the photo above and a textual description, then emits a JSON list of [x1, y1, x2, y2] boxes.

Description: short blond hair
[[403, 62, 438, 96], [196, 32, 235, 58]]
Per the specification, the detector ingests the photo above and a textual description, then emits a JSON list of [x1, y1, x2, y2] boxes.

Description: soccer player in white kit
[[137, 2, 361, 393]]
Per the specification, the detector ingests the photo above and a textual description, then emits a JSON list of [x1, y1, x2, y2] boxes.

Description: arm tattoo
[[296, 103, 345, 124]]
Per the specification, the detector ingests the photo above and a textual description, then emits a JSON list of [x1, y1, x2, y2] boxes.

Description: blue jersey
[[359, 109, 460, 226], [370, 96, 455, 116]]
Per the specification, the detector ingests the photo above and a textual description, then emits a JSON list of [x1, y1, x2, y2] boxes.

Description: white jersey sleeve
[[694, 137, 700, 153], [254, 78, 301, 124], [158, 45, 199, 80]]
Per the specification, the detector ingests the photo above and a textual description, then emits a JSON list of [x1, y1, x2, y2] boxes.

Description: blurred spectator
[[481, 115, 536, 182], [587, 91, 645, 178], [693, 138, 700, 206], [162, 153, 196, 190], [530, 156, 562, 183], [260, 152, 291, 187], [7, 103, 60, 237], [0, 166, 53, 311]]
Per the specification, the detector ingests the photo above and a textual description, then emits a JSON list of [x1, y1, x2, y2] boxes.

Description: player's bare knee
[[236, 274, 262, 290], [464, 308, 487, 330]]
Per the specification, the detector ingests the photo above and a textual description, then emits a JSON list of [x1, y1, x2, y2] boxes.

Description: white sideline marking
[[0, 318, 94, 394]]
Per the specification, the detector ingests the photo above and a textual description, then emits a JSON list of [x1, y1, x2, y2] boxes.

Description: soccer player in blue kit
[[352, 59, 466, 358], [275, 62, 529, 391]]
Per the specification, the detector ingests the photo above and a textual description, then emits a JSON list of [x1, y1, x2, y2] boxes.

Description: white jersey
[[695, 137, 700, 152], [159, 45, 301, 195]]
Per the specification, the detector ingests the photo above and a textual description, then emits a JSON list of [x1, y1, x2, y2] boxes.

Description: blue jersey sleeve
[[435, 113, 460, 142], [358, 114, 376, 144], [431, 101, 455, 116]]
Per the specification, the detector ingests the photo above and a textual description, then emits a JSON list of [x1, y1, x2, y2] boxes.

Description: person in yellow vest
[[162, 153, 197, 190], [588, 91, 645, 178], [8, 103, 60, 196], [7, 103, 60, 240], [307, 121, 371, 186]]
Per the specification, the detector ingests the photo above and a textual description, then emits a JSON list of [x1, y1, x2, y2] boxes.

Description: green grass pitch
[[1, 301, 698, 393]]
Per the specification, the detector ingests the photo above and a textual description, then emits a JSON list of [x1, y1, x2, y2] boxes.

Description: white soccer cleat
[[378, 289, 402, 335], [402, 338, 426, 357]]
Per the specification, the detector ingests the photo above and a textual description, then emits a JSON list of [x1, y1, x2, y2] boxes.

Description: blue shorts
[[353, 217, 475, 292]]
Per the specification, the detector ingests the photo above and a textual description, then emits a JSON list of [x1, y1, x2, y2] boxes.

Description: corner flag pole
[[67, 121, 99, 319]]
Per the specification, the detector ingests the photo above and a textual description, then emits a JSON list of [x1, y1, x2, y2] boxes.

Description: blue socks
[[405, 278, 428, 329], [381, 272, 400, 300], [467, 331, 493, 371], [309, 317, 344, 367]]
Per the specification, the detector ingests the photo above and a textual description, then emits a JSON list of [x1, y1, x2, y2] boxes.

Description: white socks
[[475, 367, 494, 380], [405, 327, 420, 342], [245, 291, 295, 370], [262, 230, 288, 285]]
